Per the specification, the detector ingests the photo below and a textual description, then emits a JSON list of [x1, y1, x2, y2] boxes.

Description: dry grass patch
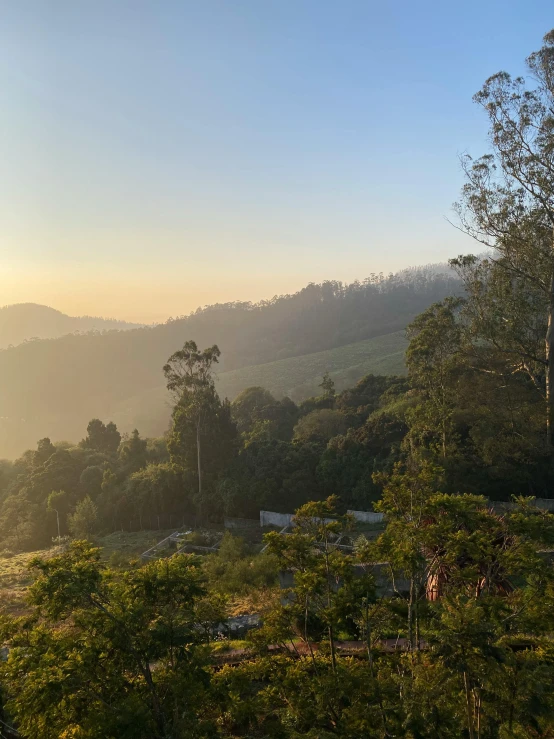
[[227, 586, 280, 617], [0, 546, 62, 615]]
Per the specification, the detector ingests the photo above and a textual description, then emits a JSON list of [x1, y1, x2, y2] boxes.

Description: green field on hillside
[[216, 330, 408, 401]]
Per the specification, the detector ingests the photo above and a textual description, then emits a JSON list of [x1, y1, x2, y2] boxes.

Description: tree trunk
[[196, 419, 203, 524], [323, 546, 337, 675], [415, 596, 420, 652], [407, 577, 414, 651], [304, 596, 317, 665], [365, 603, 389, 737], [441, 392, 447, 458], [464, 671, 475, 739], [546, 269, 554, 450], [365, 600, 372, 669]]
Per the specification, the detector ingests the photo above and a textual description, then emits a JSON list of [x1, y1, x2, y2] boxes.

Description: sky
[[0, 1, 552, 323]]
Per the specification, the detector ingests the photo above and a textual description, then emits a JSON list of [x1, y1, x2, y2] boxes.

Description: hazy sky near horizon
[[1, 1, 552, 322]]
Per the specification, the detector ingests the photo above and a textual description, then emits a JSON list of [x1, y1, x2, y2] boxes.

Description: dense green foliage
[[1, 27, 554, 739], [1, 490, 554, 738], [1, 542, 213, 738], [0, 367, 409, 552]]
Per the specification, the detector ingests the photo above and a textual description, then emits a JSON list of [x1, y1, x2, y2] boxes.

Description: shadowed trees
[[455, 29, 554, 449], [164, 341, 237, 522]]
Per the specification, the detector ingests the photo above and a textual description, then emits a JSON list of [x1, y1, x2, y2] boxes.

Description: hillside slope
[[0, 303, 143, 348], [217, 330, 407, 400], [95, 331, 408, 439], [0, 269, 458, 458]]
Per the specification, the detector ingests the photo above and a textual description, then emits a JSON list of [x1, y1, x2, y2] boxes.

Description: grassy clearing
[[98, 529, 177, 563], [209, 639, 251, 654], [0, 529, 275, 617], [216, 331, 407, 401], [0, 531, 177, 614], [0, 546, 62, 615]]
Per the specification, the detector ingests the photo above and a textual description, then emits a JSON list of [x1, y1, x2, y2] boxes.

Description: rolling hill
[[0, 303, 143, 349], [107, 330, 408, 436], [0, 268, 459, 458], [216, 330, 407, 400]]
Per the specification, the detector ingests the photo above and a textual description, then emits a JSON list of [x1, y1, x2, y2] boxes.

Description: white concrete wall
[[535, 498, 554, 511], [489, 498, 554, 512], [261, 509, 384, 527], [224, 517, 259, 529], [260, 511, 294, 528], [347, 509, 384, 523], [263, 501, 553, 528]]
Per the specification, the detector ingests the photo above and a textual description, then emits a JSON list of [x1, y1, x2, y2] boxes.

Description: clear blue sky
[[0, 0, 552, 321]]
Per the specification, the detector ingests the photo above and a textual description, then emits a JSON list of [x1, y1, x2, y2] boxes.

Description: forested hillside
[[0, 267, 458, 458], [0, 303, 143, 348], [107, 330, 407, 438]]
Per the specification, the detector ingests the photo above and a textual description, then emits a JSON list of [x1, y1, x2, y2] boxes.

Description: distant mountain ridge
[[0, 303, 144, 349]]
